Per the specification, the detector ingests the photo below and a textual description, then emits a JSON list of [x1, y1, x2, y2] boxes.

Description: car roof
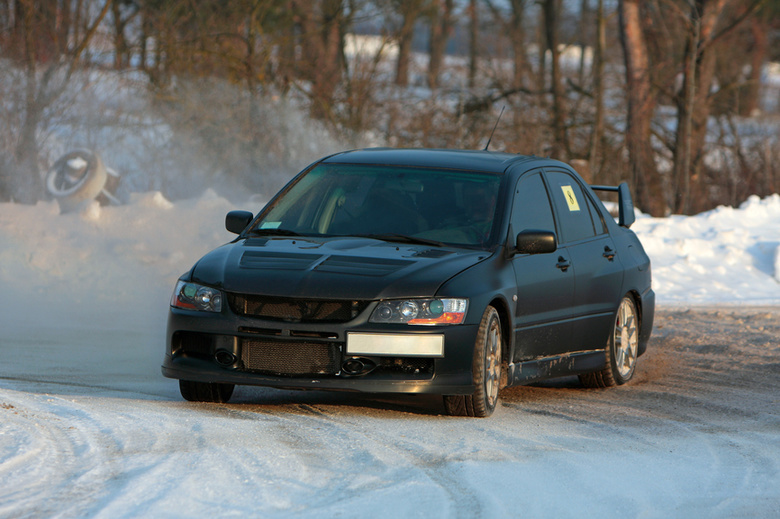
[[320, 148, 552, 175]]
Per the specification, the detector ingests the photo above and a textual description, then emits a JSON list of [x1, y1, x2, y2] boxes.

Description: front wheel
[[444, 306, 503, 417], [580, 296, 639, 388], [179, 380, 235, 403]]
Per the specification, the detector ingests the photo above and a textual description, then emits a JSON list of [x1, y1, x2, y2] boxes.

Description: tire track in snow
[[0, 391, 117, 518]]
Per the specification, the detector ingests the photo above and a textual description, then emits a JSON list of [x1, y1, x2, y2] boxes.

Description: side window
[[510, 172, 556, 234], [545, 170, 597, 243], [587, 195, 606, 235]]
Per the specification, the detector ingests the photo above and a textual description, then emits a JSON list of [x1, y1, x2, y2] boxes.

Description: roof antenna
[[483, 105, 505, 151]]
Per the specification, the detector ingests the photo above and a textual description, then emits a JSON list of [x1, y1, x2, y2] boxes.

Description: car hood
[[190, 236, 489, 300]]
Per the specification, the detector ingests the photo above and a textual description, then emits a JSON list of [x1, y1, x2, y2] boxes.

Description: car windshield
[[250, 163, 502, 248]]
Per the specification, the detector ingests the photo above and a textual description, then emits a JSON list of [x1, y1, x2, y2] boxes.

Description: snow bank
[[632, 194, 780, 305]]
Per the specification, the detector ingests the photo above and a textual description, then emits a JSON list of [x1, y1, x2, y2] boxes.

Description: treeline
[[0, 0, 778, 214]]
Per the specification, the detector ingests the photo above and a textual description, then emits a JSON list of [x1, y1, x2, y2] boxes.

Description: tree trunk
[[468, 0, 478, 89], [587, 0, 605, 178], [427, 0, 453, 90], [394, 1, 425, 86], [509, 0, 526, 89], [543, 0, 569, 161], [292, 0, 348, 121], [672, 0, 727, 214], [618, 0, 667, 216], [741, 16, 766, 116]]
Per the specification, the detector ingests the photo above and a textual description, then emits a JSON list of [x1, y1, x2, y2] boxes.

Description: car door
[[509, 171, 574, 362], [543, 169, 625, 351]]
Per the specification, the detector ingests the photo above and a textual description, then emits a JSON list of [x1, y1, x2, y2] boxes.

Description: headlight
[[170, 280, 223, 313], [369, 298, 468, 325]]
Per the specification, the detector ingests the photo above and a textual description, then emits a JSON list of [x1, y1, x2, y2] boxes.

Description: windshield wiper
[[247, 228, 302, 237], [354, 233, 446, 247]]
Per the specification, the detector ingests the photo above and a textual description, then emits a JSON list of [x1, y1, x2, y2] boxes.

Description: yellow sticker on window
[[561, 185, 581, 212]]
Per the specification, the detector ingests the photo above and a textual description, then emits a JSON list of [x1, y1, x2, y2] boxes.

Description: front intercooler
[[240, 339, 340, 376]]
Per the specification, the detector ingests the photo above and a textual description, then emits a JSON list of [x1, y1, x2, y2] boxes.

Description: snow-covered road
[[2, 307, 778, 518], [1, 194, 779, 518]]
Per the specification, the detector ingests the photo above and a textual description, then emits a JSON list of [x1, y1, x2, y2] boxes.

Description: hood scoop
[[314, 255, 413, 277], [413, 248, 453, 258], [243, 238, 269, 247], [240, 251, 322, 270]]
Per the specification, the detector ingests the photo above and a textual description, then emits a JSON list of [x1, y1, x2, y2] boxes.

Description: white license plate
[[346, 333, 444, 357]]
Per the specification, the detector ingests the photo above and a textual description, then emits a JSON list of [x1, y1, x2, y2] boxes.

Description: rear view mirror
[[515, 230, 557, 255], [225, 210, 254, 234]]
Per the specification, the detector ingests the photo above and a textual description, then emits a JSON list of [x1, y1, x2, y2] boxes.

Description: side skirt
[[506, 350, 606, 386]]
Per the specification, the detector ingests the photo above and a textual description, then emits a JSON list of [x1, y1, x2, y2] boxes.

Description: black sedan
[[163, 148, 654, 417]]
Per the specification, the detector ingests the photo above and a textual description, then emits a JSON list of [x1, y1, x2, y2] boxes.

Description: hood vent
[[315, 255, 413, 277], [240, 251, 322, 270], [413, 249, 453, 258], [243, 238, 269, 247]]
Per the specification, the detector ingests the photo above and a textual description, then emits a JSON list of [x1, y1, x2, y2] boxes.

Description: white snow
[[1, 190, 779, 517], [631, 193, 780, 305]]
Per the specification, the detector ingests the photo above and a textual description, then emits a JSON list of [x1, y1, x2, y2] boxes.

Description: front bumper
[[162, 306, 479, 395]]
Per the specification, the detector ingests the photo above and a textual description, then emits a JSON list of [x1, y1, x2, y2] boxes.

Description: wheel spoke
[[485, 322, 501, 406], [614, 299, 639, 379]]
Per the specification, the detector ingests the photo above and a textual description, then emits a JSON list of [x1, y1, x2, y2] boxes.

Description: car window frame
[[541, 168, 607, 245], [508, 169, 559, 242]]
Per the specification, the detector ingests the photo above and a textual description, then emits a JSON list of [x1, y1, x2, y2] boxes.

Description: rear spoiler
[[590, 182, 635, 228]]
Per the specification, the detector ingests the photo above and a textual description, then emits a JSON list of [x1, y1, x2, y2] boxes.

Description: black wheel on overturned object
[[580, 295, 639, 388], [443, 306, 503, 417], [45, 149, 108, 213], [179, 380, 235, 403]]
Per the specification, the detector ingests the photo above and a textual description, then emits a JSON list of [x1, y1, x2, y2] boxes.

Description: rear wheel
[[444, 306, 503, 417], [580, 296, 639, 388], [179, 380, 235, 403]]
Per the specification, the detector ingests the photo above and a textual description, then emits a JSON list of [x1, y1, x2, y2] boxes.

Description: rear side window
[[510, 172, 556, 234], [544, 170, 597, 243]]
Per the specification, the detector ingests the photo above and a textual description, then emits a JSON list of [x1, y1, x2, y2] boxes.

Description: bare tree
[[111, 0, 140, 70], [1, 0, 111, 203], [542, 0, 569, 160], [618, 0, 667, 215], [587, 0, 605, 176], [291, 0, 352, 120], [484, 0, 529, 89], [671, 0, 764, 214], [427, 0, 454, 89], [392, 0, 427, 86], [468, 0, 478, 89]]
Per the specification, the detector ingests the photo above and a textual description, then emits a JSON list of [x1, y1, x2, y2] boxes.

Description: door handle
[[603, 246, 616, 261], [556, 256, 571, 272]]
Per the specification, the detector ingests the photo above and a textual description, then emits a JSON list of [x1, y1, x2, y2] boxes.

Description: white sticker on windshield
[[561, 185, 581, 212], [260, 221, 282, 229]]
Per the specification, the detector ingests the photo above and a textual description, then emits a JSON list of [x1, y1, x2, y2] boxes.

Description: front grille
[[240, 339, 340, 376], [228, 294, 368, 323]]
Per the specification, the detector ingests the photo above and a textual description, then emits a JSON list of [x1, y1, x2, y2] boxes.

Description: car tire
[[179, 380, 235, 403], [443, 306, 503, 417], [45, 149, 108, 213], [580, 295, 639, 388]]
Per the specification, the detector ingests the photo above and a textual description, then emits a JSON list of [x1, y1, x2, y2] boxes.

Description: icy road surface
[[2, 307, 778, 518]]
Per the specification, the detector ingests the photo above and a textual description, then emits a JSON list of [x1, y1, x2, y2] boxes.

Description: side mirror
[[225, 210, 254, 234], [515, 230, 557, 255]]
